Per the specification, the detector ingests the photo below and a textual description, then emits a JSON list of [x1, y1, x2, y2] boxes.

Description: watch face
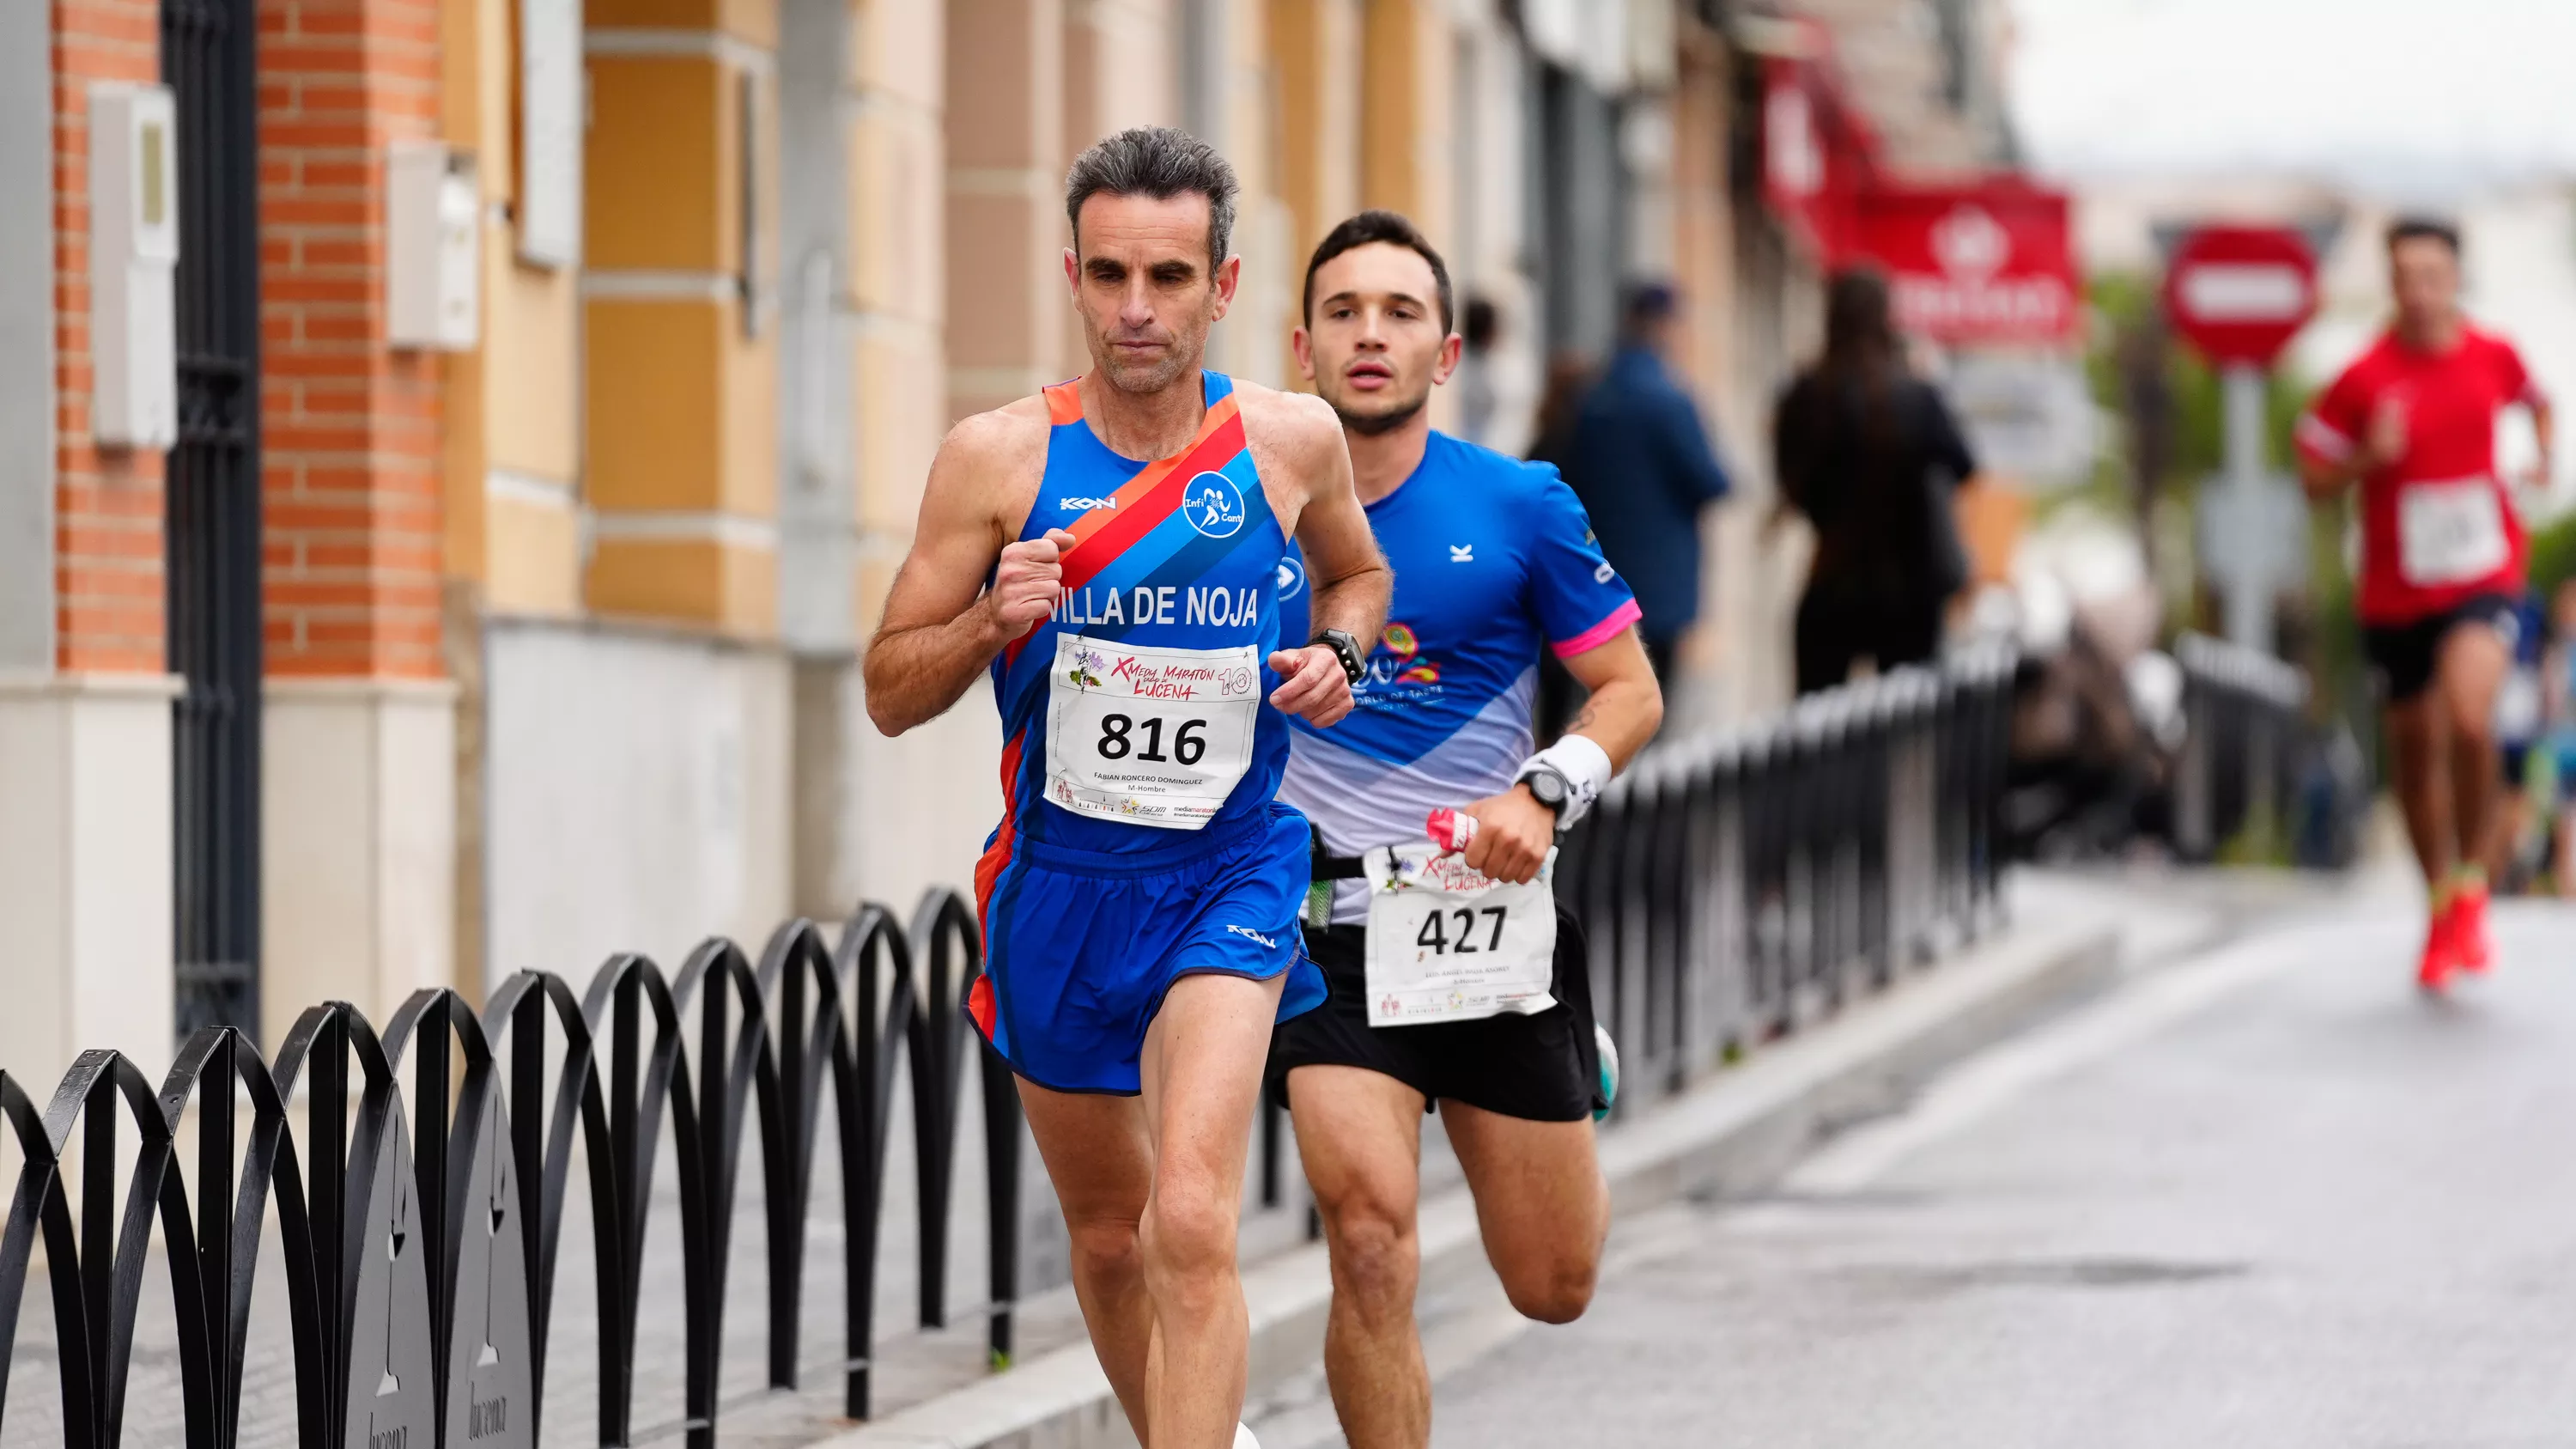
[[1528, 770, 1567, 807]]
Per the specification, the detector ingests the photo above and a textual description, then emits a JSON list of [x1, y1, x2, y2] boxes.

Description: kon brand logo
[[1223, 923, 1278, 949]]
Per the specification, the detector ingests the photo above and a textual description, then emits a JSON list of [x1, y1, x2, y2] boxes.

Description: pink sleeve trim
[[1552, 599, 1643, 659]]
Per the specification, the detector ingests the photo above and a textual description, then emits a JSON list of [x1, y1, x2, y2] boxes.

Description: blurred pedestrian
[[1525, 347, 1597, 476], [1456, 293, 1502, 447], [1529, 348, 1601, 740], [1558, 283, 1734, 685], [2542, 576, 2576, 896], [1774, 267, 1977, 697]]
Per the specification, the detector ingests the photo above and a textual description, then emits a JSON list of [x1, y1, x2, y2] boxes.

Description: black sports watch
[[1519, 764, 1571, 818], [1315, 628, 1366, 686]]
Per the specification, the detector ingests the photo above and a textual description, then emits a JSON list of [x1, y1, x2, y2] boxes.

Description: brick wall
[[53, 0, 167, 674], [258, 0, 443, 679]]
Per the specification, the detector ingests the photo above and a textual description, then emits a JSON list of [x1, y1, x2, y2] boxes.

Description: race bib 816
[[1044, 634, 1261, 830]]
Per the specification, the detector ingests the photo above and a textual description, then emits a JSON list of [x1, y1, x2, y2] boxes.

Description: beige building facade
[[3, 0, 2018, 1080]]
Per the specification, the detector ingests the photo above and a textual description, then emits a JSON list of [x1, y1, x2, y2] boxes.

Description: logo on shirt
[[1449, 544, 1474, 563], [1369, 622, 1440, 686], [1595, 561, 1616, 584], [1182, 471, 1246, 539], [1224, 923, 1279, 949], [1060, 496, 1117, 512], [1276, 557, 1306, 600]]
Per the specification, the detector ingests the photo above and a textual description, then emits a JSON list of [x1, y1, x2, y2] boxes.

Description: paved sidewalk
[[0, 868, 2230, 1449]]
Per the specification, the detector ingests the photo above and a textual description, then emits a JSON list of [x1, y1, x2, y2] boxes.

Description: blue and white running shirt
[[1275, 429, 1641, 922]]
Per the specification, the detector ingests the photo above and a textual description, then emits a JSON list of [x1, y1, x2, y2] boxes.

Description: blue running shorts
[[969, 801, 1327, 1095]]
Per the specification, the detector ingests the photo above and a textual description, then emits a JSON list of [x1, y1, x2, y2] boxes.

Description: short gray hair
[[1065, 126, 1240, 268]]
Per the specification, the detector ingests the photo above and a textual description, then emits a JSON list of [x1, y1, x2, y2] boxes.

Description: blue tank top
[[982, 371, 1291, 866]]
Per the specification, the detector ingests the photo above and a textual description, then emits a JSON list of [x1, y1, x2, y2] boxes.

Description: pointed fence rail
[[1550, 642, 2019, 1111], [0, 889, 1016, 1449], [0, 642, 2038, 1447], [2172, 631, 2312, 862]]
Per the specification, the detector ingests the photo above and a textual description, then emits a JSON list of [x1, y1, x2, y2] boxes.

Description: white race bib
[[1044, 634, 1261, 830], [1364, 842, 1558, 1027], [2397, 475, 2510, 588]]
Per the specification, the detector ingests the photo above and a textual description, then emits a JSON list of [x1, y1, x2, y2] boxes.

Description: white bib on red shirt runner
[[1362, 842, 1558, 1026], [2396, 475, 2511, 588], [1044, 633, 1261, 830]]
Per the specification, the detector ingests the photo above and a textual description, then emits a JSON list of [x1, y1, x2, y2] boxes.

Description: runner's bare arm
[[864, 405, 1060, 736], [2300, 394, 2406, 498], [1461, 629, 1663, 884], [2529, 393, 2555, 487], [1249, 389, 1391, 728]]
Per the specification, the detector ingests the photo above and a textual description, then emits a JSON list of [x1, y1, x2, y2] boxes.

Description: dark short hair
[[1622, 280, 1679, 332], [2386, 216, 2462, 256], [1461, 294, 1499, 351], [1065, 126, 1240, 267], [1301, 210, 1455, 334]]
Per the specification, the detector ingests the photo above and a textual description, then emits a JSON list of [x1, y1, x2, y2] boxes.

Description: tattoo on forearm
[[1564, 698, 1601, 738]]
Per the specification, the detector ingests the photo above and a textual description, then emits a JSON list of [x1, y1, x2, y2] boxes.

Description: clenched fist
[[984, 528, 1075, 641]]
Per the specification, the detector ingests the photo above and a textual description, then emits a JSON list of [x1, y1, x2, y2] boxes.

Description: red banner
[[1839, 180, 2081, 346], [1760, 40, 1878, 263]]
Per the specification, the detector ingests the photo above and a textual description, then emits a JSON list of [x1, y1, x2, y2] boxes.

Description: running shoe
[[2415, 904, 2461, 993], [1594, 1022, 1620, 1121], [2450, 880, 2494, 976]]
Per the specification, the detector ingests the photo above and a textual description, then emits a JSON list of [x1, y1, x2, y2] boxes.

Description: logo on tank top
[[1182, 472, 1247, 539], [1276, 557, 1305, 600]]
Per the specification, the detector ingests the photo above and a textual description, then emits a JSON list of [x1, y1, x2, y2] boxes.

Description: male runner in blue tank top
[[864, 130, 1391, 1449], [1268, 212, 1664, 1449]]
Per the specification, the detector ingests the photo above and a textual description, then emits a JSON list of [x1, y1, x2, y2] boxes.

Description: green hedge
[[2531, 510, 2576, 600]]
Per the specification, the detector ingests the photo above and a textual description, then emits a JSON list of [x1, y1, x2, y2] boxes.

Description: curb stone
[[814, 916, 2121, 1449]]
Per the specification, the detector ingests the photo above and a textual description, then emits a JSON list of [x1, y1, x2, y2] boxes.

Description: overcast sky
[[2010, 0, 2576, 198]]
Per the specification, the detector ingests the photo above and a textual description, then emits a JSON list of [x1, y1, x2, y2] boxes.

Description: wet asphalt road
[[1413, 898, 2576, 1449]]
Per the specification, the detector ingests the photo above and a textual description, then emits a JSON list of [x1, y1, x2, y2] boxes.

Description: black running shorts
[[1267, 907, 1603, 1123], [2362, 592, 2520, 703]]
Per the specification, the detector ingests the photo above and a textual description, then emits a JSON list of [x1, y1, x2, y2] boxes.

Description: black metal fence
[[1552, 642, 2018, 1110], [0, 646, 2025, 1448], [165, 0, 267, 1038], [0, 897, 1018, 1449], [2172, 632, 2312, 863]]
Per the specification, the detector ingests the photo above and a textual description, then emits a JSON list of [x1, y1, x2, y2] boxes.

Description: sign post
[[2162, 225, 2319, 655]]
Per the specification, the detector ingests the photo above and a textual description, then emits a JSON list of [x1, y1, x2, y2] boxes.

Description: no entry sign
[[2163, 225, 2318, 368]]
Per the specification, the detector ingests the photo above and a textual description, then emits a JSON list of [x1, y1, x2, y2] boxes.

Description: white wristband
[[1520, 734, 1614, 827]]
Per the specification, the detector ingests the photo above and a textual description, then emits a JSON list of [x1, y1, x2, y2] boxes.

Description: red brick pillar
[[253, 0, 457, 1040], [56, 0, 167, 675], [257, 0, 443, 679]]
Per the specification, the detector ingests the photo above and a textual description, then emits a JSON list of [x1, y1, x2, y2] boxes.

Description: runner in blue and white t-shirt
[[1266, 211, 1665, 1449]]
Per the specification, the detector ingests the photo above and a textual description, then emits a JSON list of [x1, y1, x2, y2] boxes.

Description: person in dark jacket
[[1560, 283, 1734, 683], [1775, 267, 1978, 696]]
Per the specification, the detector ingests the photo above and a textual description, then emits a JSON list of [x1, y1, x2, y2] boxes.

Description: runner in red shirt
[[2296, 217, 2555, 990]]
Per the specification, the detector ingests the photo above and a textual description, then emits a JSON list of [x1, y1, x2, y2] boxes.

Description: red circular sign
[[2162, 225, 2318, 368]]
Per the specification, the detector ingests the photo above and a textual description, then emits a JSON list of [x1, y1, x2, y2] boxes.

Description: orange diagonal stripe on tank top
[[1059, 393, 1243, 551]]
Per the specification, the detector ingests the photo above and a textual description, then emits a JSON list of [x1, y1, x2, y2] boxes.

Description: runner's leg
[[1443, 1102, 1608, 1324], [2385, 694, 2452, 886], [2435, 620, 2510, 868], [1288, 1064, 1431, 1449], [1136, 970, 1285, 1449], [1017, 1082, 1156, 1433]]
